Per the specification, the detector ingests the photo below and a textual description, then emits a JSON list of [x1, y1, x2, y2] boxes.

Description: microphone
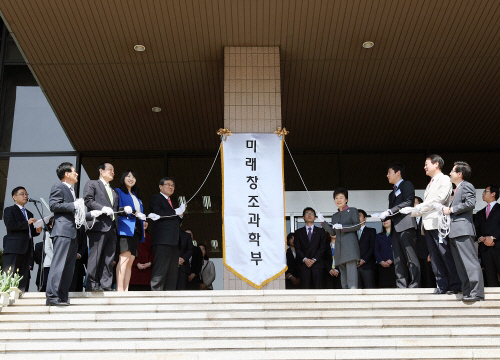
[[28, 198, 42, 203]]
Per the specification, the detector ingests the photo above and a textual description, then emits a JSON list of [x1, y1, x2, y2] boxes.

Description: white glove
[[371, 213, 381, 220], [175, 203, 186, 216], [123, 206, 133, 215], [332, 223, 343, 230], [432, 202, 444, 211], [380, 210, 391, 220], [90, 210, 103, 218], [399, 207, 414, 215], [148, 213, 161, 221], [73, 198, 84, 208], [317, 212, 325, 223], [135, 212, 147, 221], [101, 206, 114, 216], [414, 203, 423, 211]]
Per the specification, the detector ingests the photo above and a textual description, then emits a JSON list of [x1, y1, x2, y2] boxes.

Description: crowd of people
[[2, 161, 216, 306], [286, 155, 499, 303]]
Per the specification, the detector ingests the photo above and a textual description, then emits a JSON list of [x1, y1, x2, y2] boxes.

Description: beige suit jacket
[[411, 172, 452, 231]]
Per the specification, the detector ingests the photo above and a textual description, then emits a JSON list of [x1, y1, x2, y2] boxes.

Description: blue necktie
[[21, 208, 31, 238], [307, 228, 312, 242], [394, 185, 398, 192]]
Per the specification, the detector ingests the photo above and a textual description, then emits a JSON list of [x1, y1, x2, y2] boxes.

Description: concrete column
[[223, 46, 285, 290]]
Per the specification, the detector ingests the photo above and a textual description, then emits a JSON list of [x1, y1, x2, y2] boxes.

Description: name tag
[[395, 189, 401, 196]]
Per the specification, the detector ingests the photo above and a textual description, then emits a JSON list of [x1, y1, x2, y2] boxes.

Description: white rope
[[437, 209, 451, 240], [74, 199, 87, 229], [284, 139, 317, 210]]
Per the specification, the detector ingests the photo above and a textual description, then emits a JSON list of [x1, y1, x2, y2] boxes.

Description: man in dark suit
[[83, 162, 119, 292], [443, 161, 484, 302], [414, 197, 436, 288], [474, 184, 500, 287], [356, 210, 376, 288], [46, 162, 99, 306], [177, 229, 194, 290], [294, 207, 328, 289], [70, 227, 88, 292], [3, 186, 42, 292], [150, 177, 185, 291], [381, 163, 420, 288]]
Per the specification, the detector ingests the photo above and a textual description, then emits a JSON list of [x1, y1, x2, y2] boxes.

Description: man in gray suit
[[443, 161, 484, 302], [83, 162, 119, 291], [46, 162, 99, 306]]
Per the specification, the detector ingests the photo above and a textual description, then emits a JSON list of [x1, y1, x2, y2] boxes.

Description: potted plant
[[8, 271, 23, 300], [0, 268, 13, 307]]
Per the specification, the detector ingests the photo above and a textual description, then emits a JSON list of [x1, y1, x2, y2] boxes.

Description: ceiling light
[[134, 45, 146, 52], [152, 107, 161, 112], [362, 41, 374, 49]]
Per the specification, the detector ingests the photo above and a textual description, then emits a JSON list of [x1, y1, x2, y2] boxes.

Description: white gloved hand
[[332, 223, 343, 230], [414, 203, 423, 211], [175, 203, 186, 216], [148, 213, 161, 221], [371, 213, 381, 220], [432, 202, 444, 211], [73, 198, 84, 208], [399, 207, 414, 215], [123, 206, 133, 215], [380, 210, 391, 220], [90, 210, 103, 218], [317, 212, 325, 223], [135, 212, 147, 221], [101, 206, 114, 216]]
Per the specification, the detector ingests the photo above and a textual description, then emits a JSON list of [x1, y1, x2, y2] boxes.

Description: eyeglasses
[[15, 192, 29, 197], [162, 183, 175, 188], [304, 211, 315, 216], [483, 190, 491, 193]]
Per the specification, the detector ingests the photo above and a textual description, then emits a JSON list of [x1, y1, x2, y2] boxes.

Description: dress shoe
[[88, 287, 103, 292], [433, 288, 446, 294], [462, 295, 483, 302], [102, 287, 114, 291], [46, 299, 70, 306], [446, 290, 460, 295]]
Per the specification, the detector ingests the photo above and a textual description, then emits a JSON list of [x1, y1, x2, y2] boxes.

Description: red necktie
[[486, 204, 491, 219], [167, 197, 173, 209]]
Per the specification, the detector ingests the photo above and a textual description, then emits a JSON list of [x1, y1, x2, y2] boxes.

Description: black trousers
[[151, 245, 179, 291], [3, 248, 31, 292], [300, 267, 324, 289], [86, 229, 117, 291], [70, 258, 86, 292], [176, 264, 190, 290], [480, 247, 500, 287], [391, 228, 420, 288], [425, 229, 461, 292], [46, 236, 78, 302], [377, 264, 397, 288], [418, 257, 436, 288], [357, 267, 376, 289], [324, 270, 342, 289]]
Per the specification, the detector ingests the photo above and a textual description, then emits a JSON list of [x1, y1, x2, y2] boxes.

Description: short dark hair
[[56, 162, 73, 180], [453, 161, 471, 181], [159, 176, 175, 186], [11, 186, 26, 197], [119, 170, 140, 199], [333, 187, 348, 200], [415, 196, 423, 204], [427, 154, 444, 170], [358, 209, 367, 218], [388, 163, 405, 178], [98, 162, 112, 176], [302, 207, 316, 217], [485, 185, 499, 201], [198, 244, 209, 260], [287, 232, 295, 246]]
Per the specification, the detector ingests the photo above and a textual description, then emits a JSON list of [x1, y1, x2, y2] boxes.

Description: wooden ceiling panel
[[0, 0, 498, 154]]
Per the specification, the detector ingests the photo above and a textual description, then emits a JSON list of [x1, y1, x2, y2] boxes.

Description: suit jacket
[[375, 232, 394, 263], [149, 193, 181, 246], [294, 225, 328, 269], [474, 202, 500, 254], [50, 182, 86, 239], [322, 207, 361, 264], [179, 230, 194, 273], [449, 181, 476, 239], [411, 172, 452, 231], [3, 205, 39, 255], [83, 179, 119, 232], [200, 259, 216, 289], [388, 180, 417, 232], [358, 226, 376, 270], [190, 246, 203, 280], [286, 247, 301, 278]]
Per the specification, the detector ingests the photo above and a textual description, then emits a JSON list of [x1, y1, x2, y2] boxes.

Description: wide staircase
[[1, 288, 500, 359]]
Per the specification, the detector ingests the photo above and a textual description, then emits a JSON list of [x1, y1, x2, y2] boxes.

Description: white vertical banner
[[222, 133, 287, 288]]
